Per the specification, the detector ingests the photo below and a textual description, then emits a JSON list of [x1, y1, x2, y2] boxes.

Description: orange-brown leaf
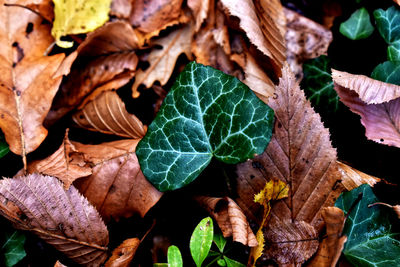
[[0, 174, 109, 266], [188, 0, 210, 32], [111, 0, 133, 19], [337, 161, 380, 190], [73, 90, 146, 139], [105, 238, 140, 267], [73, 139, 163, 221]]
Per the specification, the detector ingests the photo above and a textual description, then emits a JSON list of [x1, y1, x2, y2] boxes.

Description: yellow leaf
[[52, 0, 112, 48]]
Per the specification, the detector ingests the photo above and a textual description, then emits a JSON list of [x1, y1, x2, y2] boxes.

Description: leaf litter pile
[[0, 0, 399, 266]]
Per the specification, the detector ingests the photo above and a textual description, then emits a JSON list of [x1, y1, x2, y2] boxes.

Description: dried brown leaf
[[285, 8, 332, 80], [334, 83, 400, 148], [54, 260, 67, 267], [73, 139, 163, 221], [132, 24, 193, 98], [105, 238, 140, 267], [111, 0, 133, 19], [332, 69, 400, 104], [236, 65, 344, 265], [196, 196, 258, 247], [0, 174, 109, 266], [73, 90, 146, 139], [15, 0, 54, 22], [337, 161, 380, 190], [188, 0, 210, 32]]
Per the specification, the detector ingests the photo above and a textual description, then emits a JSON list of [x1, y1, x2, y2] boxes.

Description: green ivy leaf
[[136, 62, 274, 191], [213, 231, 227, 253], [374, 6, 400, 44], [168, 245, 183, 267], [371, 61, 400, 85], [335, 184, 400, 266], [302, 56, 339, 110], [1, 230, 26, 267], [388, 41, 400, 61], [190, 217, 214, 267], [340, 8, 374, 40], [0, 132, 9, 159]]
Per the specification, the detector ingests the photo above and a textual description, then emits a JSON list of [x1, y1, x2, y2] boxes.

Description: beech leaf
[[73, 90, 147, 139], [337, 161, 381, 190], [105, 238, 140, 267], [235, 64, 344, 265], [52, 0, 112, 48], [136, 62, 274, 191], [0, 174, 109, 266], [339, 8, 374, 40]]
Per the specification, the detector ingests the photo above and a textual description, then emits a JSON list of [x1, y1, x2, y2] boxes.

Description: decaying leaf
[[0, 2, 72, 162], [17, 0, 54, 22], [285, 8, 333, 80], [52, 0, 112, 48], [73, 139, 163, 221], [0, 174, 109, 266], [337, 161, 380, 190], [236, 65, 344, 265], [54, 260, 67, 267], [131, 24, 193, 98], [73, 90, 146, 139], [332, 69, 400, 104], [195, 196, 257, 247], [334, 83, 400, 148], [188, 0, 210, 32], [105, 238, 140, 267], [111, 0, 132, 19], [307, 207, 346, 267]]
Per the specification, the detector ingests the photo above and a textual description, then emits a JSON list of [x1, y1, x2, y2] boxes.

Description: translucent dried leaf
[[337, 161, 380, 190], [105, 238, 140, 267], [73, 90, 146, 139], [334, 83, 400, 148], [0, 174, 109, 266], [196, 196, 257, 247], [131, 25, 193, 98], [73, 139, 163, 221], [236, 65, 344, 265], [332, 69, 400, 104]]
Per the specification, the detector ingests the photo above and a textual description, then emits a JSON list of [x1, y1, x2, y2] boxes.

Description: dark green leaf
[[190, 217, 214, 267], [1, 230, 26, 267], [136, 62, 274, 191], [153, 264, 169, 267], [388, 41, 400, 61], [302, 56, 339, 110], [223, 256, 246, 267], [335, 184, 400, 266], [0, 132, 9, 159], [168, 245, 183, 267], [374, 6, 400, 44], [213, 231, 227, 253], [371, 61, 400, 85], [340, 8, 374, 40]]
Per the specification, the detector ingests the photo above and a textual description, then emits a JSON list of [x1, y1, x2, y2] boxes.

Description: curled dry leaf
[[188, 0, 210, 32], [334, 83, 400, 148], [337, 161, 380, 190], [236, 65, 344, 265], [307, 207, 346, 267], [0, 174, 109, 266], [73, 90, 146, 139], [73, 139, 163, 221], [195, 196, 257, 247], [105, 238, 140, 267], [332, 69, 400, 104], [132, 24, 194, 98], [285, 8, 333, 80]]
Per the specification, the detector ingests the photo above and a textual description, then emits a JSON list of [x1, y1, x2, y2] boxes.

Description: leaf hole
[[25, 22, 34, 34]]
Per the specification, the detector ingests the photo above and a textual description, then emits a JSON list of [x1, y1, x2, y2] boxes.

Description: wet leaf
[[136, 62, 274, 191], [335, 184, 400, 266], [374, 6, 400, 44], [168, 245, 183, 267], [340, 8, 374, 40], [52, 0, 112, 48], [190, 217, 213, 267], [371, 61, 400, 85], [105, 238, 140, 267], [1, 230, 26, 267], [0, 174, 109, 266]]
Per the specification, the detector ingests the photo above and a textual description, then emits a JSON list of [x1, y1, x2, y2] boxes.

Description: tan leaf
[[285, 8, 332, 80], [334, 82, 400, 148], [235, 64, 344, 265], [15, 0, 54, 22], [48, 21, 140, 124], [196, 196, 257, 247], [131, 24, 193, 98], [0, 174, 109, 266], [337, 161, 380, 190], [188, 0, 210, 32], [105, 238, 140, 267], [332, 69, 400, 104], [73, 90, 146, 139], [220, 0, 286, 68], [73, 139, 163, 221], [308, 207, 346, 267], [111, 0, 133, 19], [54, 260, 67, 267]]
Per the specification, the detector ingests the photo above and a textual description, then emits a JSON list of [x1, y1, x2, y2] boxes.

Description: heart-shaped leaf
[[340, 8, 374, 40], [136, 62, 274, 191], [374, 6, 400, 44]]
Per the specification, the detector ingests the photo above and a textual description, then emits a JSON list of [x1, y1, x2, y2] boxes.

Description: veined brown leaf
[[105, 238, 140, 267], [73, 139, 163, 221], [0, 174, 109, 266], [73, 90, 146, 139], [337, 161, 380, 190], [236, 65, 344, 265]]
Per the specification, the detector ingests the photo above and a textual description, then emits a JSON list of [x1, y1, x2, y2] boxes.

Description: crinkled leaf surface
[[340, 8, 374, 40], [190, 217, 213, 267], [374, 6, 400, 44], [371, 61, 400, 85], [136, 62, 274, 191], [1, 230, 26, 267], [335, 184, 400, 266]]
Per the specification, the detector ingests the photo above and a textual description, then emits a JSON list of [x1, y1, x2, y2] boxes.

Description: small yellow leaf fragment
[[52, 0, 112, 48]]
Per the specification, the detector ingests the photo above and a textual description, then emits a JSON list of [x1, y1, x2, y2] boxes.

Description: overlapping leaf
[[105, 238, 140, 267], [337, 161, 381, 190], [371, 61, 400, 85]]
